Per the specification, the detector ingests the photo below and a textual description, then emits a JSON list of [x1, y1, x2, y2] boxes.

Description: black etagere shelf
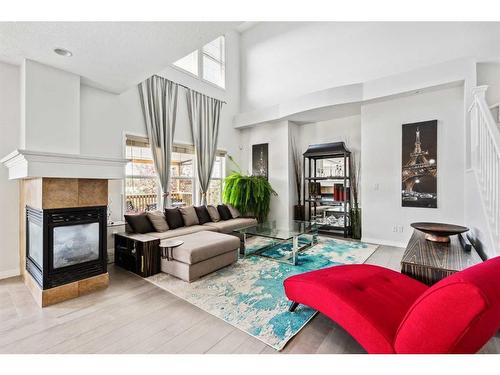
[[303, 142, 352, 238]]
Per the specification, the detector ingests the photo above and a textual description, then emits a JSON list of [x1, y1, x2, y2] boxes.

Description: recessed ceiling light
[[54, 48, 73, 57]]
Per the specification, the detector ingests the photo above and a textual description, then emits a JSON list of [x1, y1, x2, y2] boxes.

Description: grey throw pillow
[[124, 213, 155, 234], [206, 205, 221, 222], [179, 206, 200, 226], [226, 204, 241, 218], [146, 210, 169, 232]]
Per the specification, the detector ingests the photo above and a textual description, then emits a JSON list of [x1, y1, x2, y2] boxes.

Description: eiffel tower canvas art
[[252, 143, 269, 179], [401, 120, 437, 208]]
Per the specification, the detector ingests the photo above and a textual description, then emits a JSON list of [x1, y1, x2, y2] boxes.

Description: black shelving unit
[[303, 142, 352, 238]]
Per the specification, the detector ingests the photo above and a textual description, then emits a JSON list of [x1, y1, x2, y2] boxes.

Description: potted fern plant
[[223, 156, 277, 222]]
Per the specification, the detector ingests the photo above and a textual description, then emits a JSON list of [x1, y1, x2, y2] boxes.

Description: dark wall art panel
[[252, 143, 269, 179], [401, 120, 437, 208]]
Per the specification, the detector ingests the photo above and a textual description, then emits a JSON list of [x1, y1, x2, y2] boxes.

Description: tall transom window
[[173, 35, 225, 89]]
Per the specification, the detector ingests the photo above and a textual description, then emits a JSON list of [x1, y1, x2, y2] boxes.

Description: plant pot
[[293, 204, 305, 221], [350, 207, 362, 240]]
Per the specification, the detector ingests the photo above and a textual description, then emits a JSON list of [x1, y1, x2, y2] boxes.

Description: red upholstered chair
[[284, 256, 500, 354]]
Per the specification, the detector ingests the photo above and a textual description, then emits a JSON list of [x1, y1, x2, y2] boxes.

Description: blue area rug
[[146, 236, 378, 350]]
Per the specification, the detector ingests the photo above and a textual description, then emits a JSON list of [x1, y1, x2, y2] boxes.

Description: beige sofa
[[160, 231, 241, 282], [120, 209, 257, 281], [144, 217, 258, 240]]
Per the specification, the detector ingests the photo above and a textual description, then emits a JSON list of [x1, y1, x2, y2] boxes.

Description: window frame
[[169, 151, 196, 207], [206, 155, 226, 205], [124, 141, 162, 212], [172, 35, 226, 90], [123, 135, 226, 211]]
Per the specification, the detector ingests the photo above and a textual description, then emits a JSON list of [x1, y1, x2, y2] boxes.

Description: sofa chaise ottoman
[[160, 231, 240, 282]]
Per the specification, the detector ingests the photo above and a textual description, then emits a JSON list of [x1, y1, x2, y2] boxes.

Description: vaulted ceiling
[[0, 22, 242, 93]]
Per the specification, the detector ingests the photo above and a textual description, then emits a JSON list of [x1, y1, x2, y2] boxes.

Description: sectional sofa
[[117, 204, 257, 281]]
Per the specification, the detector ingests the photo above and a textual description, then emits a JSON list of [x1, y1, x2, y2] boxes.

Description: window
[[125, 139, 160, 213], [173, 36, 225, 89], [173, 50, 198, 76], [125, 136, 226, 211], [169, 150, 195, 207], [202, 36, 225, 89], [206, 155, 225, 205]]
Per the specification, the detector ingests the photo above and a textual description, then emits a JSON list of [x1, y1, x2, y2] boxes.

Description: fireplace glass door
[[28, 220, 43, 268], [52, 222, 100, 269]]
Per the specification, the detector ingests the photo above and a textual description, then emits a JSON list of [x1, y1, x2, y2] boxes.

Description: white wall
[[240, 22, 500, 112], [22, 60, 81, 154], [361, 86, 465, 247], [0, 62, 20, 278], [239, 121, 291, 227], [298, 115, 361, 157]]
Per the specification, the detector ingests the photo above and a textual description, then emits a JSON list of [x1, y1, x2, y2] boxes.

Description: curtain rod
[[152, 74, 227, 104]]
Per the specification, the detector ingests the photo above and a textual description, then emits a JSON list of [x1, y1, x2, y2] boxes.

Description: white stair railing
[[469, 86, 500, 244], [488, 102, 500, 123]]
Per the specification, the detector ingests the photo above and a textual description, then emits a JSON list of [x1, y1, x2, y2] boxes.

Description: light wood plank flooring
[[0, 245, 498, 354]]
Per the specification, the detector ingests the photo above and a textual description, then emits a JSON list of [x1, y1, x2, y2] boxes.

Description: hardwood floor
[[0, 245, 498, 354]]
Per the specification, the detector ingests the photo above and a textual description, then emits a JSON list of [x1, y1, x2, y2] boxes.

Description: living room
[[1, 1, 500, 372]]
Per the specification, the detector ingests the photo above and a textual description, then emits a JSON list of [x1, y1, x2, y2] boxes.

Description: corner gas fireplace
[[26, 205, 107, 289]]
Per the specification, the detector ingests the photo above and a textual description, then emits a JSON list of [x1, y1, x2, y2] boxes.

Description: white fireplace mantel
[[1, 149, 127, 180]]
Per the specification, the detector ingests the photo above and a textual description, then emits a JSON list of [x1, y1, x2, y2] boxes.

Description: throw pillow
[[164, 208, 184, 229], [146, 210, 169, 232], [217, 204, 232, 221], [194, 206, 212, 224], [124, 213, 155, 234], [206, 205, 221, 222], [179, 206, 200, 226], [226, 204, 241, 218]]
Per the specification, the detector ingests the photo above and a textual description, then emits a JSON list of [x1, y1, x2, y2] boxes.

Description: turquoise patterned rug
[[146, 236, 378, 351]]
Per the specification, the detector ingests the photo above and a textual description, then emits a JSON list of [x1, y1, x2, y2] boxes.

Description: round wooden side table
[[159, 239, 184, 261]]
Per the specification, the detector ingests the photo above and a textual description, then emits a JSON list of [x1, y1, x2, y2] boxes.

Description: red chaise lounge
[[284, 256, 500, 353]]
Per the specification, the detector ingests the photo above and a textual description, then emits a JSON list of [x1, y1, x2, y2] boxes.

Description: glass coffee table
[[232, 220, 319, 265]]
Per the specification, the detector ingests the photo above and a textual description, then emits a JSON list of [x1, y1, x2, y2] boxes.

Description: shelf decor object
[[303, 142, 352, 238], [350, 152, 361, 240], [308, 182, 322, 199], [291, 138, 305, 220], [410, 222, 469, 243]]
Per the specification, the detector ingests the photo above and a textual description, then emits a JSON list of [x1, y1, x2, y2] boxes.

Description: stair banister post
[[471, 85, 488, 99]]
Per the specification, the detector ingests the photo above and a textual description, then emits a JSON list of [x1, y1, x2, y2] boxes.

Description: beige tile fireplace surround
[[20, 177, 110, 307]]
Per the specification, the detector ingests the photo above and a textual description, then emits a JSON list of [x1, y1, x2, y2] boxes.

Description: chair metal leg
[[289, 302, 299, 312]]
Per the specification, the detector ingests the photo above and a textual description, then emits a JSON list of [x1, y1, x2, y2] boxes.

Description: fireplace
[[26, 205, 107, 289]]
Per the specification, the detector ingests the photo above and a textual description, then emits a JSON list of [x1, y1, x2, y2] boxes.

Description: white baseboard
[[0, 267, 20, 280], [362, 237, 407, 249]]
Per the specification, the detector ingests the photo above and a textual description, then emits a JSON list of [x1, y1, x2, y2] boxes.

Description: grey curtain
[[186, 90, 223, 205], [138, 76, 178, 209]]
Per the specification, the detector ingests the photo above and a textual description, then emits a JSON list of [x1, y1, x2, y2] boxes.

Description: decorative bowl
[[410, 222, 469, 243]]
